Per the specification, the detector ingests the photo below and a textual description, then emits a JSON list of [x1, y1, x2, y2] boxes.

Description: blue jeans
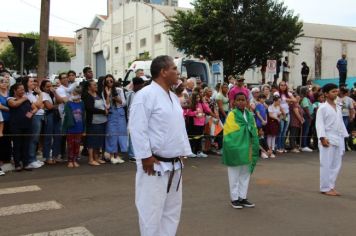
[[276, 114, 290, 150], [128, 135, 134, 157], [28, 115, 44, 163], [342, 116, 349, 130], [301, 115, 311, 148], [43, 113, 62, 160]]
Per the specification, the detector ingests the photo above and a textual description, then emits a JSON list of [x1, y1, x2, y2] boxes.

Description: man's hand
[[142, 156, 159, 176], [320, 137, 330, 147]]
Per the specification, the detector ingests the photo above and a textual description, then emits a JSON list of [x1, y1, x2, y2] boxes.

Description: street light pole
[[38, 0, 50, 82]]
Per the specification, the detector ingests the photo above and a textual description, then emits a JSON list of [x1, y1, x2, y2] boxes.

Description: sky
[[2, 0, 356, 38]]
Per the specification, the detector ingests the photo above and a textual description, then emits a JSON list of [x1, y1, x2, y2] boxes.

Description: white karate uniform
[[316, 102, 349, 192], [129, 81, 192, 236], [227, 111, 251, 201]]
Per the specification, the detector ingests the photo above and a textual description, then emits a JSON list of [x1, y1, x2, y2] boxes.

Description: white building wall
[[92, 2, 181, 79]]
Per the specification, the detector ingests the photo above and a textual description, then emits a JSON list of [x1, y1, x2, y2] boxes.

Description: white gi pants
[[227, 165, 251, 201], [319, 145, 342, 192], [136, 169, 182, 236]]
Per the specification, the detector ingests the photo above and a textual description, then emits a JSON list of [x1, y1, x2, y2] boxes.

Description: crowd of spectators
[[0, 65, 355, 176]]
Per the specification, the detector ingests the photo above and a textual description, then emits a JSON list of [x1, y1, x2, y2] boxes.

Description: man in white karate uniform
[[129, 55, 192, 236], [316, 83, 349, 196]]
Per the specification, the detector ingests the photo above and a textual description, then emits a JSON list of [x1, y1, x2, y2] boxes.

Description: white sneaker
[[270, 153, 276, 158], [111, 157, 125, 164], [0, 169, 5, 176], [197, 151, 208, 158], [187, 153, 197, 158], [301, 147, 313, 152], [36, 160, 45, 166], [25, 161, 42, 169], [260, 152, 269, 159]]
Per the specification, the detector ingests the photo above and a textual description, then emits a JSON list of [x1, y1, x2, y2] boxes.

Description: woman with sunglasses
[[102, 74, 127, 164]]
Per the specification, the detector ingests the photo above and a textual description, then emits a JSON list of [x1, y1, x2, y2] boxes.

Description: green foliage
[[0, 32, 70, 72], [128, 51, 151, 68], [166, 0, 303, 76]]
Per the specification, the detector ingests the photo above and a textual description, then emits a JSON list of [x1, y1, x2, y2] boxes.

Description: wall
[[92, 2, 182, 79]]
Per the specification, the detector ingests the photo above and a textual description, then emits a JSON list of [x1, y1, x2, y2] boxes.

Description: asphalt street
[[0, 151, 356, 236]]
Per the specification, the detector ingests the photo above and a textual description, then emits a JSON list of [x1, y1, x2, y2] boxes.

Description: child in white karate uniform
[[316, 83, 349, 196]]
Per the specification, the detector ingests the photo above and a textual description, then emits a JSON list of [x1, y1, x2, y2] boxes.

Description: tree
[[0, 32, 70, 73], [166, 0, 303, 76]]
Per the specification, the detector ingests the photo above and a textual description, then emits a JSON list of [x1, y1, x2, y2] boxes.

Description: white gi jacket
[[128, 81, 192, 172], [316, 102, 349, 154]]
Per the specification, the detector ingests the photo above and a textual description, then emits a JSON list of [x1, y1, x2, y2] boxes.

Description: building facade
[[91, 2, 186, 78]]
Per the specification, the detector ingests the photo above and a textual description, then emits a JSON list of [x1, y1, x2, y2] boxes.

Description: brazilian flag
[[222, 109, 260, 173]]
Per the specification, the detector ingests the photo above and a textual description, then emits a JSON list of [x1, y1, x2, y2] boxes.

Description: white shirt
[[26, 92, 45, 115], [42, 92, 54, 105], [268, 104, 281, 118], [275, 92, 292, 114], [56, 82, 78, 116], [129, 81, 192, 172], [316, 102, 349, 148]]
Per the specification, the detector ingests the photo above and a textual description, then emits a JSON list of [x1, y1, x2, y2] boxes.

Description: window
[[154, 34, 161, 43], [140, 38, 146, 48], [115, 46, 119, 54], [126, 42, 131, 51]]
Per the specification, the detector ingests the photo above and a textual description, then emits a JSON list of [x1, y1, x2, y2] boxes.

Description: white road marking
[[0, 201, 62, 217], [0, 185, 41, 195], [23, 226, 94, 236]]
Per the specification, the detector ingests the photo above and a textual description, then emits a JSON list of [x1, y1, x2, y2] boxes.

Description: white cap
[[140, 75, 150, 81]]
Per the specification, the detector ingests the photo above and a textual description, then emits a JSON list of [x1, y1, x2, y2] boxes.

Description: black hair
[[40, 79, 51, 92], [257, 94, 267, 100], [339, 87, 349, 94], [322, 83, 338, 94], [83, 66, 92, 74], [101, 74, 118, 101], [67, 70, 76, 76], [21, 76, 31, 92], [273, 95, 281, 102], [234, 92, 247, 100], [9, 83, 24, 97], [40, 79, 54, 100], [150, 55, 173, 79], [58, 72, 67, 80]]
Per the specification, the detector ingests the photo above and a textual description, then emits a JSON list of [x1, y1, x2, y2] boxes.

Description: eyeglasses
[[107, 80, 114, 84], [0, 80, 8, 84]]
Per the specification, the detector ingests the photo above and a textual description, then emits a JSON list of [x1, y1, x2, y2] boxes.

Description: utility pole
[[38, 0, 50, 81]]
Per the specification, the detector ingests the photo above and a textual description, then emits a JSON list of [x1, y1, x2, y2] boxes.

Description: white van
[[123, 57, 217, 87]]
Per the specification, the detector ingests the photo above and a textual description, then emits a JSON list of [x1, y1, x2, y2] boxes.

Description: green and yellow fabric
[[222, 108, 259, 172]]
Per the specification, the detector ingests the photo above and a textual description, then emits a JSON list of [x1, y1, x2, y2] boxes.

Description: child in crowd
[[62, 87, 85, 168], [289, 95, 304, 153], [255, 94, 267, 129], [300, 86, 314, 152], [222, 92, 259, 209], [186, 91, 212, 158], [258, 128, 273, 159], [264, 95, 283, 156]]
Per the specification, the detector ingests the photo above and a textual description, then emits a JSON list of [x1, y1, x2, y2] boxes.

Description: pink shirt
[[185, 102, 211, 126], [228, 86, 250, 106]]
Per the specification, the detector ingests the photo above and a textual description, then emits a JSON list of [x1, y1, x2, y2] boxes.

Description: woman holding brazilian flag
[[222, 92, 260, 209]]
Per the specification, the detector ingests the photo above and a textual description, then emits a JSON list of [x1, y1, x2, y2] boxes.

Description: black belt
[[153, 155, 183, 193]]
